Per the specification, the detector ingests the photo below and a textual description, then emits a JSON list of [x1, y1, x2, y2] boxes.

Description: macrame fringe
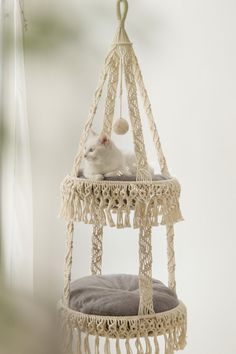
[[72, 327, 186, 354], [116, 337, 122, 354], [95, 335, 100, 354], [135, 336, 144, 354], [60, 300, 187, 350], [76, 329, 82, 354], [59, 176, 183, 228], [125, 337, 133, 354], [84, 333, 91, 354], [145, 335, 152, 354], [154, 334, 160, 354], [104, 337, 111, 354]]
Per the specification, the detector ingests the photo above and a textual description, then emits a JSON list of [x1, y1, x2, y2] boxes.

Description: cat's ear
[[99, 133, 110, 146]]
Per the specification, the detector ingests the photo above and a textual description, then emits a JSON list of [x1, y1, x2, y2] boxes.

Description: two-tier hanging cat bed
[[58, 1, 187, 353]]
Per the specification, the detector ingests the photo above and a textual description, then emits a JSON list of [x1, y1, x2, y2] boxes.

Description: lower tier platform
[[58, 274, 187, 351]]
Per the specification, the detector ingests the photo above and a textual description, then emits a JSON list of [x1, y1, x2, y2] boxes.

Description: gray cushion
[[77, 170, 168, 181], [70, 274, 179, 316]]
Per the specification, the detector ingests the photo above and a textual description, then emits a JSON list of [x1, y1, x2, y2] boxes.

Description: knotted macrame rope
[[63, 221, 74, 306], [91, 224, 103, 275], [166, 224, 177, 292]]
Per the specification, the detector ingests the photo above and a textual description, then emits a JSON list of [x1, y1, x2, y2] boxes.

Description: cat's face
[[84, 132, 110, 162]]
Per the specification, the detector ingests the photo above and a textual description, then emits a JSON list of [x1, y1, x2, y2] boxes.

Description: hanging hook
[[117, 0, 128, 28]]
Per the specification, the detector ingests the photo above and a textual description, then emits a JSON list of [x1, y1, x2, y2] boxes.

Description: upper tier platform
[[59, 175, 183, 228]]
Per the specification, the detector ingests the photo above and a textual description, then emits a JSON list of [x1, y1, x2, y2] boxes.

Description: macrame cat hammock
[[58, 1, 187, 353]]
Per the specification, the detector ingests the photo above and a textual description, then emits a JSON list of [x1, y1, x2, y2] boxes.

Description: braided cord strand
[[138, 225, 154, 315], [132, 50, 170, 177], [72, 47, 116, 177], [166, 224, 176, 292], [91, 224, 103, 275], [123, 45, 152, 181], [102, 49, 120, 137], [63, 221, 74, 306]]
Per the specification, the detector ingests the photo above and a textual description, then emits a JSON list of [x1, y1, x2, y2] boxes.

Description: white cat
[[83, 131, 139, 180]]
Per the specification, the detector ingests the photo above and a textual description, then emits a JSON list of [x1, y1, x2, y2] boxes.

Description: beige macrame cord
[[91, 224, 103, 275], [63, 221, 74, 306]]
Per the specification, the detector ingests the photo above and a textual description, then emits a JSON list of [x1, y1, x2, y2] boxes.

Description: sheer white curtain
[[1, 0, 33, 293]]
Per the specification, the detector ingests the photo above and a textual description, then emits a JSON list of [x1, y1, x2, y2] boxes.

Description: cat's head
[[84, 130, 111, 161]]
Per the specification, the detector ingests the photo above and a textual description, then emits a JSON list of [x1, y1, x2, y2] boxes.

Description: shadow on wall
[[0, 288, 63, 354]]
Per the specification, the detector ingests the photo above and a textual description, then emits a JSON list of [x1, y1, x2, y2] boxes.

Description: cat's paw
[[104, 171, 117, 178], [91, 174, 104, 181]]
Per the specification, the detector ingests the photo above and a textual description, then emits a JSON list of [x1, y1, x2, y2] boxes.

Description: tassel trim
[[72, 331, 186, 354], [59, 176, 183, 228], [59, 301, 187, 349]]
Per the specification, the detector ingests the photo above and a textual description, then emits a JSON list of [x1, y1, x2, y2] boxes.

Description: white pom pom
[[113, 118, 129, 135]]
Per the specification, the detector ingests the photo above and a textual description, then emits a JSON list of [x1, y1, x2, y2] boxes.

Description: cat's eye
[[89, 148, 94, 152]]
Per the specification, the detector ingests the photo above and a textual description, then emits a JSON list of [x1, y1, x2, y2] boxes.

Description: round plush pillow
[[69, 274, 179, 316], [77, 171, 168, 181]]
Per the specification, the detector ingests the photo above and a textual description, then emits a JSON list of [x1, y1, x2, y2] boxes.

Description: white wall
[[25, 0, 236, 353]]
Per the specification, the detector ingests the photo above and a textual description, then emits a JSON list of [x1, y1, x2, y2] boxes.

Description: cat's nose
[[84, 153, 87, 158]]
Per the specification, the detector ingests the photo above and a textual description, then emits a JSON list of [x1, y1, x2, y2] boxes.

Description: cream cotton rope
[[59, 1, 187, 353]]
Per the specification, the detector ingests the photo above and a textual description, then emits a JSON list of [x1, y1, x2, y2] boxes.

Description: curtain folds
[[1, 0, 33, 293]]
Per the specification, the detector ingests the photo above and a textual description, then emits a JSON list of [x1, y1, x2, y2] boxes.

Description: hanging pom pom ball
[[113, 118, 129, 135]]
